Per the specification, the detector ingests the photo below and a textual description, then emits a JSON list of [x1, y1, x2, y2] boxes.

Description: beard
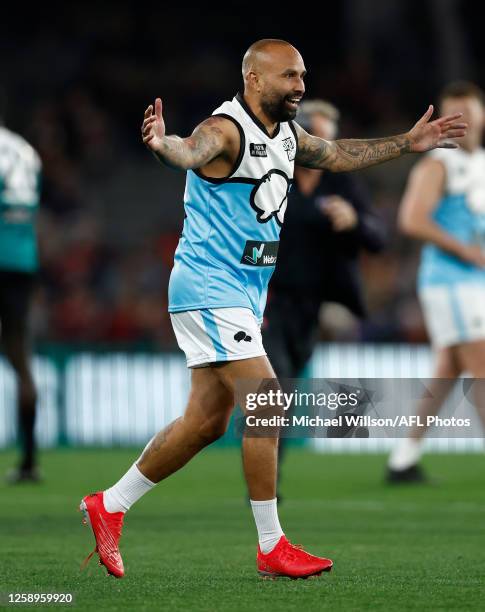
[[261, 92, 299, 122]]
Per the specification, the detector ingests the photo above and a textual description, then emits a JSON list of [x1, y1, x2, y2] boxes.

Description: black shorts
[[0, 270, 36, 334]]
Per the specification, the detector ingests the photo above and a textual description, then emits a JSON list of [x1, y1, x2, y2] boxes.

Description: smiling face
[[243, 42, 306, 122]]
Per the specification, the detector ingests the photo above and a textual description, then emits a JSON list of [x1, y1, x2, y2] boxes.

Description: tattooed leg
[[136, 367, 234, 483]]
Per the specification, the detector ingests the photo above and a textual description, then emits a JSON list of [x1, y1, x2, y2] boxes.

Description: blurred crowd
[[1, 1, 482, 347], [24, 88, 178, 346]]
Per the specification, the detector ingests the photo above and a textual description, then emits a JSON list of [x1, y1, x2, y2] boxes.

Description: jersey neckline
[[235, 93, 281, 140]]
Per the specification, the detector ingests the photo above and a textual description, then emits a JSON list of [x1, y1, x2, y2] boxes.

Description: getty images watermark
[[233, 378, 484, 438]]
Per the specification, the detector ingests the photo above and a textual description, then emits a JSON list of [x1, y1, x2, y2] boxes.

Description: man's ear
[[247, 70, 262, 93]]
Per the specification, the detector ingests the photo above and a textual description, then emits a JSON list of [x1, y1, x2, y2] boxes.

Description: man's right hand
[[142, 98, 166, 153], [140, 104, 237, 171]]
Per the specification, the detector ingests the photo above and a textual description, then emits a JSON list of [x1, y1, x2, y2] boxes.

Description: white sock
[[388, 438, 423, 471], [103, 463, 155, 513], [250, 498, 284, 553]]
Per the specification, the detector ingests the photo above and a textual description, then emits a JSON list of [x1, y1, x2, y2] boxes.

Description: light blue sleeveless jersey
[[418, 147, 485, 288], [0, 126, 41, 272], [168, 94, 298, 321]]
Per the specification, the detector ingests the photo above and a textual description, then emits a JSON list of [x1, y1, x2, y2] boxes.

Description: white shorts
[[419, 283, 485, 348], [170, 307, 266, 368]]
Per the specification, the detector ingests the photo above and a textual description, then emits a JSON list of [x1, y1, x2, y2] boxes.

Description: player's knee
[[255, 377, 282, 399], [468, 366, 485, 378], [197, 414, 229, 445], [459, 355, 485, 377]]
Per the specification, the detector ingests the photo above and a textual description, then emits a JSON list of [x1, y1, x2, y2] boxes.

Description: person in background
[[0, 87, 42, 483], [264, 99, 386, 377], [387, 81, 485, 483], [262, 100, 386, 493]]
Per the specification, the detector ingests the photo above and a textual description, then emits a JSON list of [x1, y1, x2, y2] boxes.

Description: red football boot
[[79, 492, 125, 578], [257, 535, 333, 579]]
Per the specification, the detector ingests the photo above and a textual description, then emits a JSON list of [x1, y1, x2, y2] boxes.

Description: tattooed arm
[[295, 128, 411, 172], [294, 105, 467, 172], [141, 98, 230, 170]]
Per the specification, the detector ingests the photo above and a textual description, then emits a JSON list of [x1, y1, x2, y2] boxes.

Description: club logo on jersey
[[241, 240, 279, 266], [249, 169, 292, 226], [282, 137, 296, 161], [250, 143, 268, 157]]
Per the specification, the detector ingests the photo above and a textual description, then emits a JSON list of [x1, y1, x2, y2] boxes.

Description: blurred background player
[[263, 99, 385, 493], [387, 81, 485, 483], [0, 87, 42, 483]]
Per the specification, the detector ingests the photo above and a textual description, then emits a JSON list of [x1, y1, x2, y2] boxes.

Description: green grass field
[[1, 448, 484, 611]]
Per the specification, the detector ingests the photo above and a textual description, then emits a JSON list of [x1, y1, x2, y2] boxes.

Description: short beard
[[261, 94, 297, 122]]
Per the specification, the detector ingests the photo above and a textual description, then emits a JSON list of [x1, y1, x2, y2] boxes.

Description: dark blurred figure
[[264, 99, 386, 376], [262, 100, 386, 492], [0, 88, 42, 482]]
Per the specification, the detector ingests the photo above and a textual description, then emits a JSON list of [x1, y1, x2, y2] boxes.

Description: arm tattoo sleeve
[[296, 128, 411, 172], [156, 117, 226, 170]]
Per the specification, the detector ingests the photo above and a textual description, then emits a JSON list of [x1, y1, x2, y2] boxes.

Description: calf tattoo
[[146, 417, 182, 455]]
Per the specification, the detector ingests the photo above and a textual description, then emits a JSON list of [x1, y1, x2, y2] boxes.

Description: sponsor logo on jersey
[[250, 143, 268, 157], [282, 137, 296, 161], [241, 240, 279, 266]]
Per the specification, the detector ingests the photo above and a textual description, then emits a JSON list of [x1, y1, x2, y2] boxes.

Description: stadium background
[[1, 1, 484, 450], [2, 3, 485, 610]]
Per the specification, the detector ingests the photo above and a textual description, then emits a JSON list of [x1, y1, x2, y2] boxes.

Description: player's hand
[[406, 105, 467, 153], [459, 244, 485, 267], [142, 98, 166, 152], [319, 196, 358, 232]]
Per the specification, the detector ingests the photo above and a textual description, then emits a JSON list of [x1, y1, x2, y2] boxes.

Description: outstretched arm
[[295, 105, 467, 172], [141, 98, 229, 170]]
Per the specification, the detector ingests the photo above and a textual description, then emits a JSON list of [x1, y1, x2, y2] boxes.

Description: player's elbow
[[397, 213, 413, 236], [320, 156, 339, 173], [398, 208, 421, 238]]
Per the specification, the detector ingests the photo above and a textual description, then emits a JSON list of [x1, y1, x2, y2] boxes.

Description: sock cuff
[[133, 463, 156, 487], [250, 498, 277, 507]]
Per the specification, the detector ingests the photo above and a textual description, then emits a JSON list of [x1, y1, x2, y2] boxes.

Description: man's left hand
[[407, 105, 467, 152]]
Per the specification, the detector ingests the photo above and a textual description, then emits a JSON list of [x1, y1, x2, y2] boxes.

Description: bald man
[[79, 39, 467, 579]]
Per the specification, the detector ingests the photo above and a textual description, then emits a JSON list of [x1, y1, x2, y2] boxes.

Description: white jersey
[[168, 93, 298, 321], [419, 147, 485, 288], [0, 126, 41, 272], [430, 146, 485, 213], [418, 147, 485, 347]]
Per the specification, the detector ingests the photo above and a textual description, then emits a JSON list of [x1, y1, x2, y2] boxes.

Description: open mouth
[[285, 97, 301, 110]]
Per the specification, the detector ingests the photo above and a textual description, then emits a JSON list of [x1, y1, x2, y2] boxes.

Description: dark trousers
[[263, 290, 321, 379], [263, 290, 321, 489]]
